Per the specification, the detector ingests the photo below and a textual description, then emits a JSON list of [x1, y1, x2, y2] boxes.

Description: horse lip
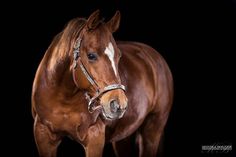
[[101, 108, 125, 120], [101, 110, 116, 120], [118, 110, 126, 118]]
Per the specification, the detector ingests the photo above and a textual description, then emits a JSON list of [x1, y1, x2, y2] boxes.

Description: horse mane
[[48, 18, 86, 72]]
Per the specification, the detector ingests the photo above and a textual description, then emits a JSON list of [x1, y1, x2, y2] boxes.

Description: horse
[[32, 10, 173, 157]]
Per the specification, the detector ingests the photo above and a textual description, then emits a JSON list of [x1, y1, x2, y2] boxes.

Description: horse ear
[[106, 11, 121, 33], [86, 9, 100, 30]]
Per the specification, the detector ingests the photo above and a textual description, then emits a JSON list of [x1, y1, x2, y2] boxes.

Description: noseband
[[72, 27, 126, 113]]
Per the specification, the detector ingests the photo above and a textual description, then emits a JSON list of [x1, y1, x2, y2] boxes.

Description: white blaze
[[104, 42, 117, 76]]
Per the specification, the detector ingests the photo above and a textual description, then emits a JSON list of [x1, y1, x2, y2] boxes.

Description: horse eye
[[87, 53, 98, 61]]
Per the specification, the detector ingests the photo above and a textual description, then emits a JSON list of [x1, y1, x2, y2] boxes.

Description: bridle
[[72, 26, 126, 113]]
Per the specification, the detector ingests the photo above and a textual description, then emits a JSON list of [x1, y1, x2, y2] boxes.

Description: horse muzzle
[[100, 90, 128, 120]]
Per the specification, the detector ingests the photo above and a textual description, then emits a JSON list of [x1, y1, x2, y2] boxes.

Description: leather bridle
[[72, 26, 126, 113]]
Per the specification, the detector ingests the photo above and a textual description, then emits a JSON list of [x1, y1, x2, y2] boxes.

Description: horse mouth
[[101, 108, 126, 120]]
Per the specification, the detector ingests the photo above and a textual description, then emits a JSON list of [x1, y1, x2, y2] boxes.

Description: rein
[[72, 27, 126, 113]]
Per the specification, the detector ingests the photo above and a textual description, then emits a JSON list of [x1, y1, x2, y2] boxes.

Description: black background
[[3, 0, 235, 156]]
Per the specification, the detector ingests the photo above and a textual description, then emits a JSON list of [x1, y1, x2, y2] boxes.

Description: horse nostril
[[110, 100, 120, 113]]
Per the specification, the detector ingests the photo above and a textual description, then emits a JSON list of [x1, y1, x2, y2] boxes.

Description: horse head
[[72, 10, 128, 120]]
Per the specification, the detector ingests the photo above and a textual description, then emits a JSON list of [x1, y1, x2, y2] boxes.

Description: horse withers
[[32, 10, 173, 157]]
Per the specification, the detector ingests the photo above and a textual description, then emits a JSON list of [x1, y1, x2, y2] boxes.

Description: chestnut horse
[[32, 10, 173, 157]]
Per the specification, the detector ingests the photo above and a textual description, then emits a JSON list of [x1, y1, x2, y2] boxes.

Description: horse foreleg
[[139, 113, 168, 157], [112, 135, 135, 157], [83, 118, 105, 157], [112, 132, 148, 157], [34, 115, 61, 157]]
